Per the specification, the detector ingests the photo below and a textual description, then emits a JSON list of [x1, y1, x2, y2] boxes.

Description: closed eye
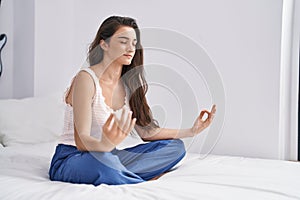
[[118, 36, 137, 45]]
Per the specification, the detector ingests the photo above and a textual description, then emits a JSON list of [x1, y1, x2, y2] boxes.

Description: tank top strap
[[79, 67, 100, 90]]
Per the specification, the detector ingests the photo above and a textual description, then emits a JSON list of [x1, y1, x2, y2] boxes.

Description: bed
[[1, 94, 300, 200]]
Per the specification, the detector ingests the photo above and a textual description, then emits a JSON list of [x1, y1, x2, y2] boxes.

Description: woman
[[49, 16, 216, 186]]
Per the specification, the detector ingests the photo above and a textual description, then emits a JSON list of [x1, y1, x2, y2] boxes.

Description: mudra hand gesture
[[191, 104, 216, 136], [102, 107, 137, 148]]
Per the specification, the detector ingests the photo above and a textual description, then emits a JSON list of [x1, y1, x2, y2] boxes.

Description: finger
[[211, 109, 216, 119], [103, 113, 114, 130], [104, 113, 114, 126], [200, 110, 210, 121], [118, 107, 127, 129], [123, 111, 133, 133], [211, 104, 216, 110], [127, 118, 137, 134], [199, 110, 207, 119], [208, 105, 217, 121], [111, 113, 119, 132], [208, 114, 215, 123], [211, 104, 217, 114]]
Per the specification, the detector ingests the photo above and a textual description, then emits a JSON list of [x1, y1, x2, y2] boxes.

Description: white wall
[[0, 0, 298, 160], [0, 0, 34, 98], [13, 0, 35, 98], [34, 0, 76, 96]]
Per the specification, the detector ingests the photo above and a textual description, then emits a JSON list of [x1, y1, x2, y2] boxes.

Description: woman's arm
[[135, 105, 216, 141], [72, 71, 136, 152], [72, 71, 114, 152], [135, 126, 192, 141]]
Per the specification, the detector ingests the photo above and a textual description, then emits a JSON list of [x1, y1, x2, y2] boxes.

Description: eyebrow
[[117, 36, 137, 41]]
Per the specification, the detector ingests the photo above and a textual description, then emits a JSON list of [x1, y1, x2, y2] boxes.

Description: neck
[[97, 57, 122, 84]]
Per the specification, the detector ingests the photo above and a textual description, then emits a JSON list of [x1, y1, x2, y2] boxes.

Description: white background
[[0, 0, 299, 160]]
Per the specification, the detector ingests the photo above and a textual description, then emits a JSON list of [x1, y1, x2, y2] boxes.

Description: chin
[[115, 57, 132, 65], [121, 59, 133, 65]]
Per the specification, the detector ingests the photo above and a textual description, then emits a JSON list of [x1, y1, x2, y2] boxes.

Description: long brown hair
[[88, 16, 159, 131]]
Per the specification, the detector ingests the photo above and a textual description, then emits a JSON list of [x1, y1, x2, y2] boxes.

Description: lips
[[123, 54, 133, 58]]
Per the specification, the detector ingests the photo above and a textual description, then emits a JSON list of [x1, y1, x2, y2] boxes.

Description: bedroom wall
[[34, 0, 77, 96], [0, 0, 298, 160], [13, 0, 35, 98], [0, 0, 35, 99]]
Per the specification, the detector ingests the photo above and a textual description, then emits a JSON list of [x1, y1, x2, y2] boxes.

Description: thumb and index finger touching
[[199, 104, 217, 122]]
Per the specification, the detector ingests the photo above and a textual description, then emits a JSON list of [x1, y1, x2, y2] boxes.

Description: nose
[[127, 43, 136, 52]]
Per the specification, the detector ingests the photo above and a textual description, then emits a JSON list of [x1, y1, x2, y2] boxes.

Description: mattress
[[0, 95, 299, 199], [1, 142, 300, 200]]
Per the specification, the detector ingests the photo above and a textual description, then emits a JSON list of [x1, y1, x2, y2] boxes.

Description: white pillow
[[0, 93, 65, 146]]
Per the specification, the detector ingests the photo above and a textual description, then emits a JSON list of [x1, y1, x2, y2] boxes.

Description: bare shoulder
[[75, 70, 94, 83], [73, 71, 95, 89], [72, 71, 96, 100]]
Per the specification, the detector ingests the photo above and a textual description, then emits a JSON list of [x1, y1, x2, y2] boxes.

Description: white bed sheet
[[1, 142, 300, 200]]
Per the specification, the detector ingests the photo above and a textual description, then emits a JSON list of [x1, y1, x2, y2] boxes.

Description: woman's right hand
[[101, 108, 137, 149]]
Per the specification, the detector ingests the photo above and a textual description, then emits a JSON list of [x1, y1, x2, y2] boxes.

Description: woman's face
[[104, 26, 137, 65]]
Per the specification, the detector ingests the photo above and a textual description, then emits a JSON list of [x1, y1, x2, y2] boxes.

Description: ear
[[100, 39, 109, 51]]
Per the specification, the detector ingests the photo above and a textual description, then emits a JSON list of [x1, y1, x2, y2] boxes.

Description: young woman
[[49, 16, 216, 186]]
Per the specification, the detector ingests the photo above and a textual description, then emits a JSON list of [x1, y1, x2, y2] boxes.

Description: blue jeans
[[49, 139, 186, 186]]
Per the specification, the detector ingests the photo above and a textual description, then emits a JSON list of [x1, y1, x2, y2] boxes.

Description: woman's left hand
[[190, 104, 216, 136]]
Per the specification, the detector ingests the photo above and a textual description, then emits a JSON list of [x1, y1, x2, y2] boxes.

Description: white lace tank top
[[58, 67, 145, 149]]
